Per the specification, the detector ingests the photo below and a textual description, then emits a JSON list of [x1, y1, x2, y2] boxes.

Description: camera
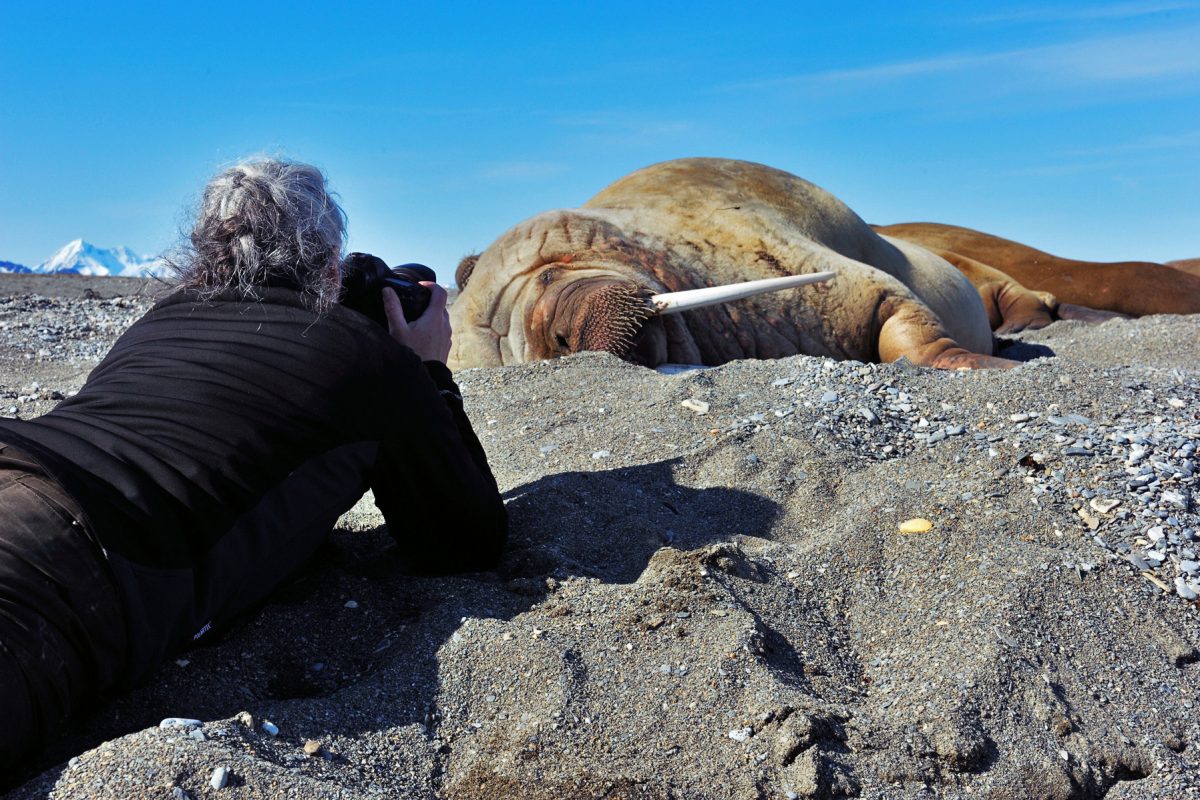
[[341, 252, 437, 327]]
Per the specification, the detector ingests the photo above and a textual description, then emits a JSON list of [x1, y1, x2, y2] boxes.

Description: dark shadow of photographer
[[3, 457, 780, 796]]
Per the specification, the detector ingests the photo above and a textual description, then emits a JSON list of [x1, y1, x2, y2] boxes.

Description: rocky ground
[[1, 273, 1198, 799]]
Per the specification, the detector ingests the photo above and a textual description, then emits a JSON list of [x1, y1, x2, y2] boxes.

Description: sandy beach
[[1, 273, 1197, 799]]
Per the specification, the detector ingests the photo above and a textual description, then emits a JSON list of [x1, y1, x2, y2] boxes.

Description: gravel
[[1, 274, 1198, 799]]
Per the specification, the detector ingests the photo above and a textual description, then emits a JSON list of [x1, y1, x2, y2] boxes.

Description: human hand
[[382, 282, 451, 363]]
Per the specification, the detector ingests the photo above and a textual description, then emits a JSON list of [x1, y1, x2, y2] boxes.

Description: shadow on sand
[[3, 457, 779, 795]]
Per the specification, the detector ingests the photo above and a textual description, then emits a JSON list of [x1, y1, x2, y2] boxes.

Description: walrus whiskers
[[649, 272, 835, 315]]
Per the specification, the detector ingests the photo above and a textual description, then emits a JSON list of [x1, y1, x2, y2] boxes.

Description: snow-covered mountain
[[31, 239, 169, 278], [0, 259, 31, 273]]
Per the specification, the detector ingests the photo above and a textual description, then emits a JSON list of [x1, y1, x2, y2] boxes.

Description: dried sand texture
[[1, 274, 1198, 799]]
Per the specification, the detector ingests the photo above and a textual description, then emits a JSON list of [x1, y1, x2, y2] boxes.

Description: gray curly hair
[[171, 157, 347, 311]]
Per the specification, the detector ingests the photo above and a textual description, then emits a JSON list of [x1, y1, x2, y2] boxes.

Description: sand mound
[[2, 276, 1197, 799]]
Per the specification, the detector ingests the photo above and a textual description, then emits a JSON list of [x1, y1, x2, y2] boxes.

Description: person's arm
[[369, 285, 507, 574]]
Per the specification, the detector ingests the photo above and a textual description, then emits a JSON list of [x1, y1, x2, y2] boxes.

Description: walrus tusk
[[649, 272, 835, 315]]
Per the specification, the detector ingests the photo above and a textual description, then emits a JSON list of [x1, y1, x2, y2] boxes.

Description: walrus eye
[[555, 333, 569, 351]]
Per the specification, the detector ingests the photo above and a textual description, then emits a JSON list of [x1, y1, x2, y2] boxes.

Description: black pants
[[0, 446, 127, 771], [0, 439, 370, 770]]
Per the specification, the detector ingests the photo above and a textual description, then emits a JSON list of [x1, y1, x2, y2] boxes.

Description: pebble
[[898, 518, 934, 534], [1162, 491, 1186, 508], [159, 718, 202, 730], [681, 398, 709, 414], [210, 766, 229, 790], [261, 720, 279, 736], [820, 391, 838, 403], [729, 727, 753, 742], [344, 599, 359, 609], [591, 450, 611, 459], [1175, 578, 1198, 600]]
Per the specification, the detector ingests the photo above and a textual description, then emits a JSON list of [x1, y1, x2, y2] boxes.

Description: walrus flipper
[[918, 246, 1057, 334]]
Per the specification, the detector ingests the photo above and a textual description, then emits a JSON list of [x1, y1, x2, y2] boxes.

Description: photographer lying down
[[0, 157, 507, 768]]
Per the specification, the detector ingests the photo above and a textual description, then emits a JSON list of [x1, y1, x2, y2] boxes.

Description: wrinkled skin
[[875, 222, 1200, 318], [450, 158, 1021, 372]]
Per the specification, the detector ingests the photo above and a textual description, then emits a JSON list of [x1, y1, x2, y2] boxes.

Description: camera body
[[341, 252, 436, 327]]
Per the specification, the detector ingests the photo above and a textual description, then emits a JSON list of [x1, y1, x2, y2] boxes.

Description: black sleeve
[[369, 357, 508, 575]]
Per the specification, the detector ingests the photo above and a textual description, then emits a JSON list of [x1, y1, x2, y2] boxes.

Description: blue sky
[[2, 0, 1198, 273]]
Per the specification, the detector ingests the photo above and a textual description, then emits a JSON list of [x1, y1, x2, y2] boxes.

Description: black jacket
[[0, 287, 506, 678]]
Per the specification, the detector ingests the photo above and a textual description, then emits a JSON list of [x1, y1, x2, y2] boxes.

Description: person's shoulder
[[146, 287, 368, 328]]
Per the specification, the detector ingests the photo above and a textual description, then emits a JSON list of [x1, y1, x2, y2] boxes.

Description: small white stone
[[729, 727, 753, 742], [261, 720, 279, 736], [210, 766, 229, 790], [681, 398, 710, 415], [591, 450, 611, 459], [344, 599, 359, 609], [159, 718, 203, 729]]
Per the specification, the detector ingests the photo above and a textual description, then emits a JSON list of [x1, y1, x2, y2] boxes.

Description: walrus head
[[449, 212, 832, 370]]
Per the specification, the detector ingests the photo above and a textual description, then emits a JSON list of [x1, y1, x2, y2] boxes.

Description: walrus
[[1167, 258, 1200, 279], [449, 158, 1022, 372], [874, 222, 1200, 317]]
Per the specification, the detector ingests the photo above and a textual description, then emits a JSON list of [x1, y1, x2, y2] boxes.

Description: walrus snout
[[529, 275, 656, 360]]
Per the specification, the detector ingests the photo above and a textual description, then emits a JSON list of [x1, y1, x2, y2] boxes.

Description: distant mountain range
[[0, 240, 169, 278]]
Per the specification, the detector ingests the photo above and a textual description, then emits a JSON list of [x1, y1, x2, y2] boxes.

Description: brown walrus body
[[874, 222, 1200, 317], [1168, 258, 1200, 278], [450, 158, 1016, 372]]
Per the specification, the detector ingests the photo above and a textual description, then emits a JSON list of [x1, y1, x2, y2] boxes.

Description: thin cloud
[[1002, 147, 1196, 177], [1002, 159, 1139, 177], [1071, 130, 1200, 154], [1039, 28, 1200, 80], [783, 52, 1015, 85], [971, 1, 1198, 24], [725, 25, 1200, 91]]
